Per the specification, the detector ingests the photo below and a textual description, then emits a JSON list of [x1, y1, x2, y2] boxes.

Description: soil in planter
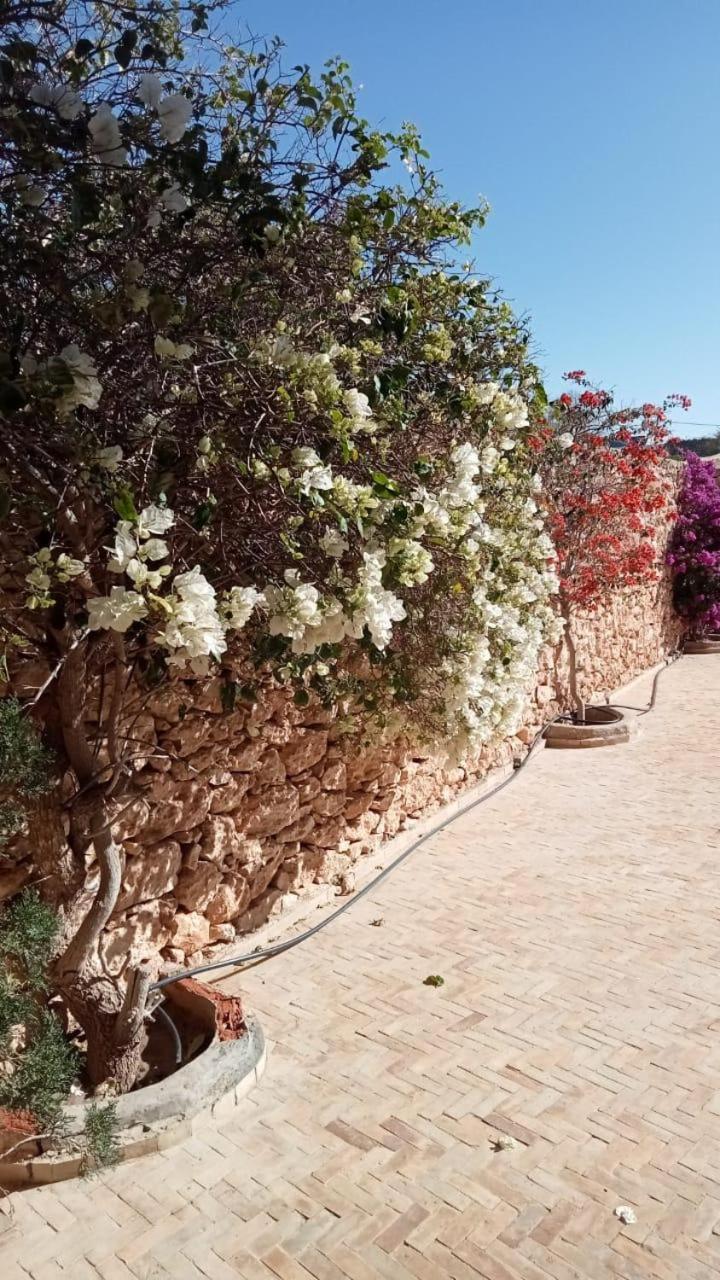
[[136, 981, 247, 1088], [136, 1001, 211, 1089]]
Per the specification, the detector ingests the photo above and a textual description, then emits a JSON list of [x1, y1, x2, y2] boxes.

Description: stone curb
[[0, 1016, 266, 1187]]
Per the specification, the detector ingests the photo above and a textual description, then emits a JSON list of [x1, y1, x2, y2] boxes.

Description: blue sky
[[232, 1, 720, 437]]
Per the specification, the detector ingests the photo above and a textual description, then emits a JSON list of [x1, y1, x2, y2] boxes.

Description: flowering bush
[[0, 0, 559, 1088], [534, 372, 687, 710], [667, 452, 720, 633]]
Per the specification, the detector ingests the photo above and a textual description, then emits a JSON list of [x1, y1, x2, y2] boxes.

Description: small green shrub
[[82, 1101, 120, 1175], [0, 1008, 77, 1130], [0, 890, 75, 1131], [0, 698, 53, 797], [0, 968, 29, 1050], [0, 887, 59, 990], [0, 698, 54, 848]]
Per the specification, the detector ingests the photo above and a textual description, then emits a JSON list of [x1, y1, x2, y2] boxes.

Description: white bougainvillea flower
[[154, 335, 194, 361], [157, 93, 192, 143], [251, 332, 297, 369], [558, 432, 574, 449], [614, 1206, 637, 1225], [95, 445, 123, 471], [291, 597, 347, 653], [55, 553, 86, 580], [125, 558, 169, 590], [264, 571, 323, 641], [474, 381, 499, 406], [387, 536, 434, 586], [25, 565, 51, 591], [159, 567, 227, 671], [223, 585, 264, 631], [137, 504, 174, 537], [87, 587, 148, 633], [136, 73, 163, 109], [160, 182, 189, 213], [480, 445, 500, 475], [89, 103, 127, 165], [350, 302, 372, 325], [147, 182, 189, 227], [291, 446, 320, 470], [263, 222, 281, 243], [108, 521, 137, 573], [346, 551, 406, 649], [320, 527, 349, 558], [450, 441, 480, 477], [343, 387, 373, 426], [58, 345, 102, 412], [29, 80, 83, 120], [141, 537, 169, 561], [492, 390, 528, 432], [292, 446, 333, 495]]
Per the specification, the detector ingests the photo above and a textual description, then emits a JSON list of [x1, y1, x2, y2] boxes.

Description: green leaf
[[114, 29, 137, 70], [74, 38, 94, 59], [113, 487, 138, 522], [1, 39, 37, 64], [533, 383, 548, 410], [70, 181, 102, 228], [148, 293, 176, 329], [0, 381, 26, 415], [192, 501, 215, 531], [293, 688, 310, 707], [371, 471, 399, 498]]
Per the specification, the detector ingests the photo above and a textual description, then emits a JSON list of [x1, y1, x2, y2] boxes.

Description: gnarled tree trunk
[[51, 638, 152, 1092], [560, 593, 585, 721]]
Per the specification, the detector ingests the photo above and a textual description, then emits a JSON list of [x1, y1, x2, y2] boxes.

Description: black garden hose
[[150, 651, 681, 999]]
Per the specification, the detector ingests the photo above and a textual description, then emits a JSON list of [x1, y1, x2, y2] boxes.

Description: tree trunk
[[51, 640, 151, 1091], [560, 594, 585, 720], [59, 960, 152, 1093]]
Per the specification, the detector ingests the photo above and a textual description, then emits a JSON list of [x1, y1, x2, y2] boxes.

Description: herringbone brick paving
[[3, 657, 720, 1279]]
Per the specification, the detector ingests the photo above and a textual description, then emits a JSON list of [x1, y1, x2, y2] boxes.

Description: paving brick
[[2, 659, 719, 1278]]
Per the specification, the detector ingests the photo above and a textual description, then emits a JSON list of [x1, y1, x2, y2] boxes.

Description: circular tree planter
[[0, 981, 266, 1188], [684, 634, 720, 654], [544, 706, 629, 749]]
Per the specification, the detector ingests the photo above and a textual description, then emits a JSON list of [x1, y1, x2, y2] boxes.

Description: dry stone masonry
[[3, 573, 680, 973]]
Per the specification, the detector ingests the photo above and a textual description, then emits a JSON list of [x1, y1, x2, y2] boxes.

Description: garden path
[[4, 655, 720, 1280]]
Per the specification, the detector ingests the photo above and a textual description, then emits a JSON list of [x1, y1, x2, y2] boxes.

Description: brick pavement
[[3, 656, 720, 1279]]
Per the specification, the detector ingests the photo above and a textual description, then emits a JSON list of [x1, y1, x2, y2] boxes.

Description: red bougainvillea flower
[[536, 377, 689, 611]]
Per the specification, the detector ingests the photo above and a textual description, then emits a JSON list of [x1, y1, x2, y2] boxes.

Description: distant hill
[[669, 435, 720, 458]]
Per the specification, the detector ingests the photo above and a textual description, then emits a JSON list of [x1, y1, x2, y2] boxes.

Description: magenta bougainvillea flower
[[667, 452, 720, 632]]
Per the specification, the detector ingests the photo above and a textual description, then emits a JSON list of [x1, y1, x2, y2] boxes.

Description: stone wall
[[3, 570, 681, 974], [96, 571, 682, 970]]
